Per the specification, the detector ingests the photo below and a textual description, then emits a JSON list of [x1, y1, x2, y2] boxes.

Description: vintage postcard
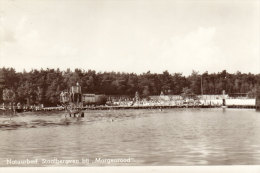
[[0, 0, 259, 172]]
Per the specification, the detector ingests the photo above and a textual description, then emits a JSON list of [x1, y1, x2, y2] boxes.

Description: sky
[[0, 0, 259, 75]]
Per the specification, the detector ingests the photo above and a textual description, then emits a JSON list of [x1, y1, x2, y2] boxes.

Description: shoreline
[[0, 104, 258, 114]]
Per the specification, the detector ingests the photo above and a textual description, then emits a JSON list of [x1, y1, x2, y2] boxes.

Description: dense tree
[[2, 88, 16, 103], [188, 70, 201, 95], [0, 67, 259, 106]]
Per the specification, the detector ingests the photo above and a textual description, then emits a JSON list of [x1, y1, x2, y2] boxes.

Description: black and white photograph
[[0, 0, 260, 172]]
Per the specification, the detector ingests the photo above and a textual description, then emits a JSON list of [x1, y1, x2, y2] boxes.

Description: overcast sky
[[0, 0, 259, 75]]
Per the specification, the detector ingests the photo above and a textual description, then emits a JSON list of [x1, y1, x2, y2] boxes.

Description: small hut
[[60, 82, 84, 117]]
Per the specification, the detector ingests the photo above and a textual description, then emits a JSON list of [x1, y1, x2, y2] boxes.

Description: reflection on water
[[1, 109, 260, 166]]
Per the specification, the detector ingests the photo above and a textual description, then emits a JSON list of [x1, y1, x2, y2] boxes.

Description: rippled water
[[0, 108, 260, 166]]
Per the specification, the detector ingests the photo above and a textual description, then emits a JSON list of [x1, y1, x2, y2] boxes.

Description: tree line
[[0, 67, 259, 106]]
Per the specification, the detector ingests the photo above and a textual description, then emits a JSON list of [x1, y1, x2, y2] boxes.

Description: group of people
[[0, 102, 44, 111]]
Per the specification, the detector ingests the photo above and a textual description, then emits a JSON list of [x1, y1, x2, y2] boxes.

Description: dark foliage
[[1, 68, 259, 106]]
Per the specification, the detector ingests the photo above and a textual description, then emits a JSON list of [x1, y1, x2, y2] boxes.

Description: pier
[[0, 103, 258, 113], [1, 104, 256, 113], [82, 105, 219, 110]]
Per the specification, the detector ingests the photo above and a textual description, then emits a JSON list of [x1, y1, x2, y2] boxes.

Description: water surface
[[0, 108, 260, 166]]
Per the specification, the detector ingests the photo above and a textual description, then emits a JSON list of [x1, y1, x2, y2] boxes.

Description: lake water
[[0, 108, 260, 166]]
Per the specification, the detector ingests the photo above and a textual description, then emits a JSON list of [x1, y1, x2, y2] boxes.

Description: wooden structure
[[222, 90, 226, 106], [82, 94, 107, 105], [60, 82, 84, 117], [70, 83, 82, 104], [82, 94, 96, 104]]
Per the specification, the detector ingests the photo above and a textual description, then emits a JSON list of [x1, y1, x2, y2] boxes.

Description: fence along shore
[[0, 97, 258, 112]]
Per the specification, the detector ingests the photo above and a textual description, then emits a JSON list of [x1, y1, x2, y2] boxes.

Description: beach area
[[0, 98, 257, 114]]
